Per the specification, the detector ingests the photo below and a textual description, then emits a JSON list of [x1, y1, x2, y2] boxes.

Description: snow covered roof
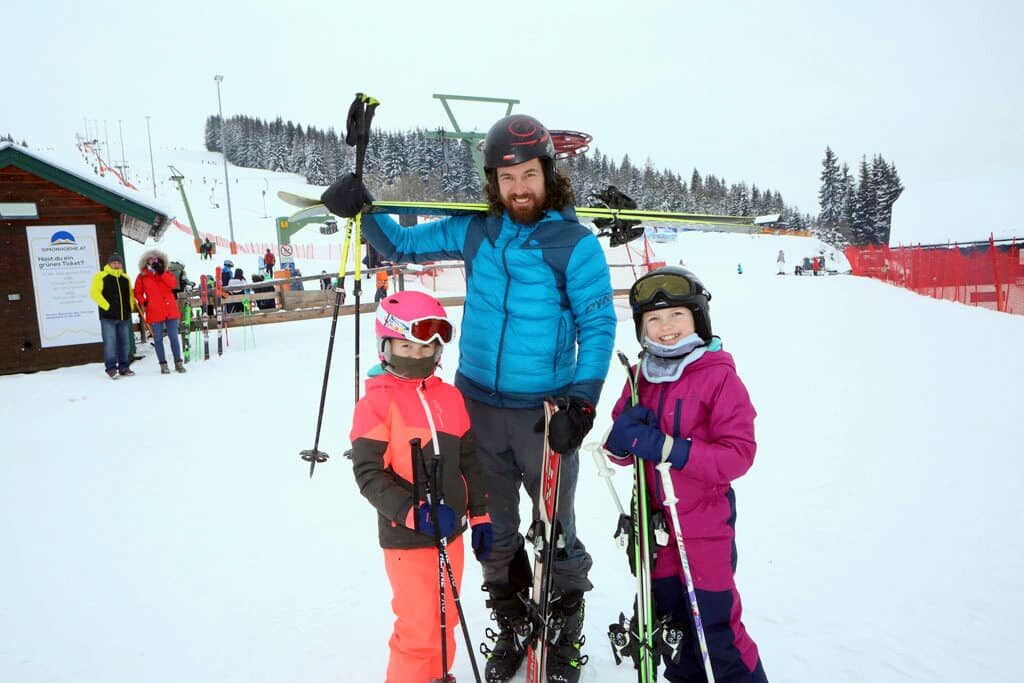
[[754, 213, 782, 225], [0, 141, 176, 244]]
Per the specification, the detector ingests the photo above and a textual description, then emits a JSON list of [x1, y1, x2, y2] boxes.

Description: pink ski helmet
[[375, 290, 454, 360]]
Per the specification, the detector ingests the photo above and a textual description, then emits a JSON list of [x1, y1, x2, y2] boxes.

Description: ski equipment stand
[[199, 275, 210, 361]]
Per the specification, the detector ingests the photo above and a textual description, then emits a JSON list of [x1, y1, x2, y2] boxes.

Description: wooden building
[[0, 142, 173, 374]]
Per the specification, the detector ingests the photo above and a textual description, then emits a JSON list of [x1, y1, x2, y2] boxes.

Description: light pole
[[145, 115, 157, 199], [117, 119, 128, 181], [214, 74, 237, 255]]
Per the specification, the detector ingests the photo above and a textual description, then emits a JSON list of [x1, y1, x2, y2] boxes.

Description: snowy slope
[[2, 145, 1023, 682]]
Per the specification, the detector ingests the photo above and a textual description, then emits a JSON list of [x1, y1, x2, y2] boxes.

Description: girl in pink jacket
[[605, 266, 768, 683]]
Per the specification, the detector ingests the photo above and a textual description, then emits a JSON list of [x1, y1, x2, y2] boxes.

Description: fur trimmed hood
[[138, 248, 170, 272]]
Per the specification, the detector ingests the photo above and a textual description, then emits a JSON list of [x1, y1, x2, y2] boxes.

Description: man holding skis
[[323, 113, 616, 683]]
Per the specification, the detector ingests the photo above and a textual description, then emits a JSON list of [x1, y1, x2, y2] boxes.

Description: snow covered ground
[[2, 146, 1023, 682]]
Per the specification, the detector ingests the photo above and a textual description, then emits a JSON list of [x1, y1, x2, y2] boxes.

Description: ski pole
[[411, 438, 483, 683], [299, 92, 378, 478], [583, 441, 629, 548], [655, 461, 715, 682], [349, 93, 377, 404]]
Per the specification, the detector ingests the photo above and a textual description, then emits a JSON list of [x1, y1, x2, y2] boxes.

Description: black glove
[[535, 397, 596, 453], [152, 260, 165, 275], [321, 173, 374, 218]]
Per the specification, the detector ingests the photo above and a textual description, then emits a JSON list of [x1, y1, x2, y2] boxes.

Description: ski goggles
[[629, 272, 709, 308], [376, 310, 454, 345]]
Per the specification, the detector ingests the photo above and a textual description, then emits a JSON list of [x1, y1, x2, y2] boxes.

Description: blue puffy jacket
[[360, 207, 616, 409]]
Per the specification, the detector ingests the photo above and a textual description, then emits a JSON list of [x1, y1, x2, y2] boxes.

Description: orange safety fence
[[845, 235, 1024, 315]]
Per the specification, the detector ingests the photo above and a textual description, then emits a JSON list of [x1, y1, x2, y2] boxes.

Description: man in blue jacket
[[323, 113, 615, 683]]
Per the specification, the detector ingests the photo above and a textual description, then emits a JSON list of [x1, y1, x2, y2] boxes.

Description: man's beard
[[504, 192, 546, 225]]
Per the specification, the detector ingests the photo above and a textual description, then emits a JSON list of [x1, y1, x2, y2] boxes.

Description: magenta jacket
[[610, 345, 757, 585]]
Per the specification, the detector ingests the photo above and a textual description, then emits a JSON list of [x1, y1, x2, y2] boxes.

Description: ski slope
[[2, 145, 1022, 682]]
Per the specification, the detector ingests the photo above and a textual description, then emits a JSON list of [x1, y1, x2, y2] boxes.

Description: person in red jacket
[[134, 249, 186, 374], [263, 248, 276, 276], [349, 291, 491, 683]]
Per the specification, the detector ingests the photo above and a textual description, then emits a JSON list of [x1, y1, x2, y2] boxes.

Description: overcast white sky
[[5, 0, 1022, 244]]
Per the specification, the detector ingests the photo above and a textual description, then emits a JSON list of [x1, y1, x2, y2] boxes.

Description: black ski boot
[[545, 591, 588, 683], [481, 585, 530, 683]]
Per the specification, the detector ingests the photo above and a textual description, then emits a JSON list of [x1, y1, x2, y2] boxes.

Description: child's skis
[[524, 400, 563, 683], [241, 297, 255, 350], [199, 275, 210, 361], [607, 351, 685, 682], [181, 299, 192, 363]]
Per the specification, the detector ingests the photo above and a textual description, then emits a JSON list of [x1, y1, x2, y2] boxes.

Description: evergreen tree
[[851, 157, 877, 245], [818, 146, 841, 232], [839, 163, 855, 243], [205, 116, 221, 152]]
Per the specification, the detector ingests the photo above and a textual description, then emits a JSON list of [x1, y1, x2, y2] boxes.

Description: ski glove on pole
[[606, 404, 691, 469], [470, 519, 493, 561], [536, 396, 596, 453], [321, 173, 374, 218], [412, 502, 457, 538]]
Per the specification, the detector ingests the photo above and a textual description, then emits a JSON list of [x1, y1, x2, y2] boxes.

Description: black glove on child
[[320, 173, 374, 218], [536, 397, 596, 453]]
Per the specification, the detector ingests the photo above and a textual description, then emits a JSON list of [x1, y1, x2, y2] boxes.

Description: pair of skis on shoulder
[[276, 191, 755, 228]]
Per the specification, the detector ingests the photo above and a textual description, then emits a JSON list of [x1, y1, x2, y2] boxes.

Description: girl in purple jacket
[[605, 266, 768, 683]]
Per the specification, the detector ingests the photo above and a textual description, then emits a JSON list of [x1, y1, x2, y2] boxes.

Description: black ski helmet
[[482, 114, 555, 170], [629, 266, 713, 343]]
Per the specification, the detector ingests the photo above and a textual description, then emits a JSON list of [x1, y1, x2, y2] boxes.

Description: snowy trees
[[817, 147, 903, 246], [202, 114, 801, 217]]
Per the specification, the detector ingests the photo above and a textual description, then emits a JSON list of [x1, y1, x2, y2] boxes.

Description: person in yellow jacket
[[89, 253, 135, 379]]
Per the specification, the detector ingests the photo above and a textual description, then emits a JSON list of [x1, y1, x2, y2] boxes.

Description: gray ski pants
[[466, 399, 594, 595]]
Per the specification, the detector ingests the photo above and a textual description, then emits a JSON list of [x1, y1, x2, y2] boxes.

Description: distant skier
[[349, 291, 492, 683], [777, 249, 786, 275], [605, 266, 768, 683], [263, 248, 276, 276], [737, 262, 744, 275]]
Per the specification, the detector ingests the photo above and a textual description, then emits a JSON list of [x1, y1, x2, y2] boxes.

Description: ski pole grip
[[585, 439, 616, 479], [409, 438, 424, 516]]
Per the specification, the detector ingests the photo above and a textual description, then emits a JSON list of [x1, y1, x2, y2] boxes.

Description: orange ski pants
[[383, 535, 465, 683]]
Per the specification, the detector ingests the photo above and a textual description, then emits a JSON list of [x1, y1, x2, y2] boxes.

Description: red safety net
[[845, 236, 1024, 315]]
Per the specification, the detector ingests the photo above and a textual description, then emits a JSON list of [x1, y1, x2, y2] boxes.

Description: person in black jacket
[[89, 253, 135, 379]]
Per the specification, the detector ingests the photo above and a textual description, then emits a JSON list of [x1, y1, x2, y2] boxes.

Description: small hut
[[0, 142, 173, 374]]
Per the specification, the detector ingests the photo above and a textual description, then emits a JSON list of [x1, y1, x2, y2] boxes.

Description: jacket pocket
[[554, 315, 567, 378]]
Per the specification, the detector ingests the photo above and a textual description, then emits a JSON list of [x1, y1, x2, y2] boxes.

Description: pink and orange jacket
[[609, 346, 757, 584]]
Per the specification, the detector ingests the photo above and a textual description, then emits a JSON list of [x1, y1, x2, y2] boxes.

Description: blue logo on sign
[[50, 230, 76, 244]]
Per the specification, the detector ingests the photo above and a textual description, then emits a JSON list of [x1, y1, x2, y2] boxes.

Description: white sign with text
[[26, 225, 102, 347]]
